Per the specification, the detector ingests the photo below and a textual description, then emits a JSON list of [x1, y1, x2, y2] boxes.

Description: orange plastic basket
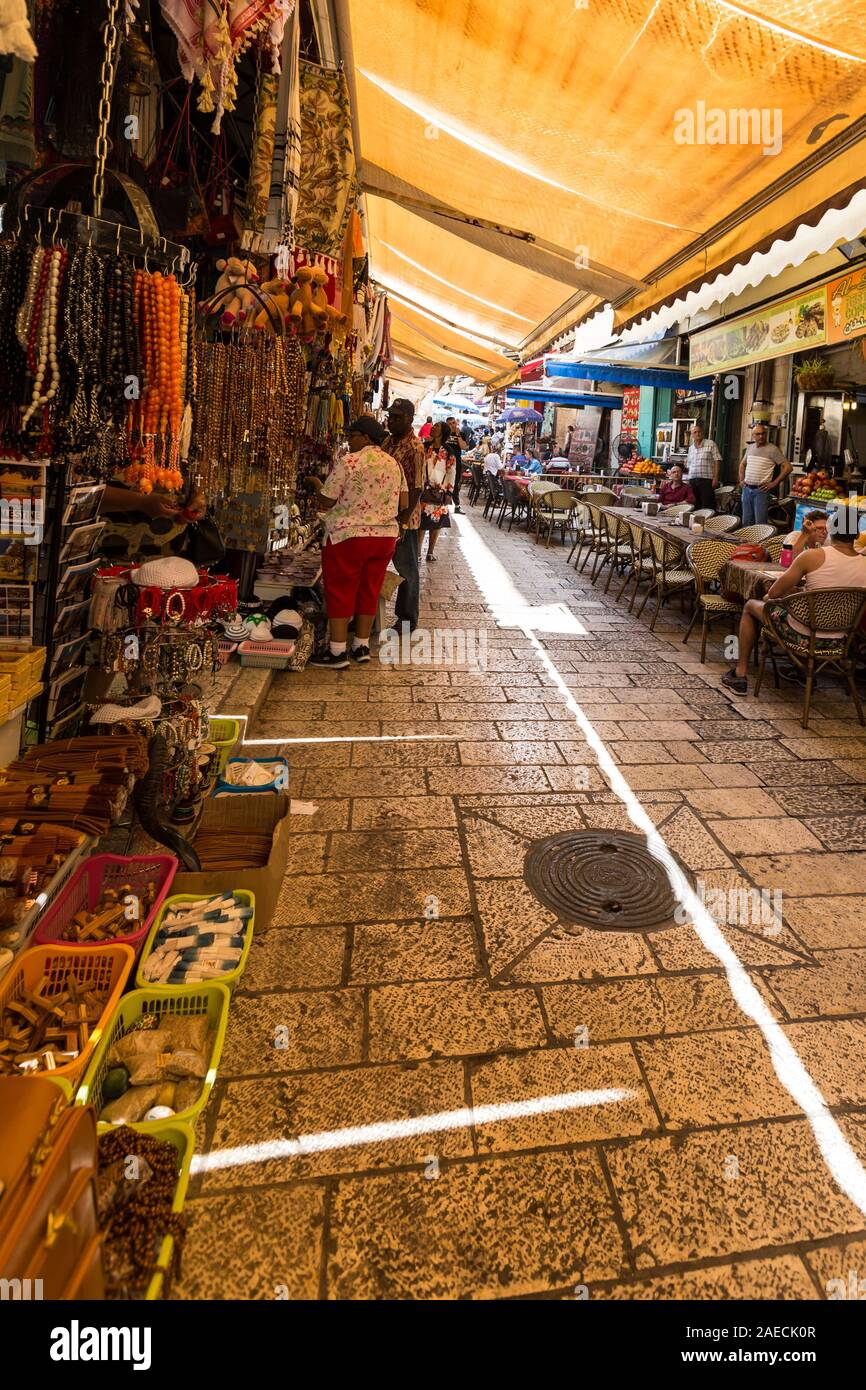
[[0, 943, 135, 1087]]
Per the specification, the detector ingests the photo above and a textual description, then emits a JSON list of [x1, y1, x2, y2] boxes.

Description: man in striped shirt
[[685, 424, 722, 510]]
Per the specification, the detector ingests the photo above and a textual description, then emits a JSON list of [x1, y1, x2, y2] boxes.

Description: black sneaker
[[309, 648, 350, 670], [721, 669, 748, 696], [351, 645, 371, 663]]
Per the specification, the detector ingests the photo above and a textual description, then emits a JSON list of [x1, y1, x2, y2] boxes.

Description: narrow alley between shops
[[178, 507, 866, 1301]]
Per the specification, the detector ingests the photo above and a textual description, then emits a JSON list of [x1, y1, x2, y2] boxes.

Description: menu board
[[569, 407, 603, 469], [826, 268, 866, 344], [690, 289, 826, 376], [690, 273, 866, 377]]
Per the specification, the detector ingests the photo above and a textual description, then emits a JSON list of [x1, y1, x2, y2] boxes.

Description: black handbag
[[184, 515, 226, 567]]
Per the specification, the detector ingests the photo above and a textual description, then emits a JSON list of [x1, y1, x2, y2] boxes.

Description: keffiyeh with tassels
[[0, 0, 37, 61], [159, 1, 294, 133]]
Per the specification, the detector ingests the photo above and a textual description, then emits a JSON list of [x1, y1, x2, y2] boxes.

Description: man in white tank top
[[721, 506, 866, 695]]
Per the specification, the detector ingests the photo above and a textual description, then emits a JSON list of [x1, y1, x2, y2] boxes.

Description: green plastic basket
[[208, 717, 241, 775], [135, 890, 255, 993], [75, 982, 230, 1133]]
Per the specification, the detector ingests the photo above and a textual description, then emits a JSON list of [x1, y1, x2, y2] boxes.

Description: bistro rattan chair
[[703, 513, 740, 535], [659, 502, 694, 519], [481, 470, 503, 519], [497, 475, 529, 531], [682, 538, 740, 662], [690, 508, 715, 522], [526, 478, 559, 538], [468, 462, 485, 505], [570, 498, 605, 572], [536, 488, 580, 546], [714, 485, 737, 514], [765, 535, 786, 562], [636, 530, 696, 631], [591, 509, 632, 590], [616, 518, 655, 611], [729, 524, 776, 545], [755, 588, 866, 728]]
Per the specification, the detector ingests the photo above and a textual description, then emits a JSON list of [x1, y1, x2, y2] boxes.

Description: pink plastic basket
[[32, 854, 178, 958]]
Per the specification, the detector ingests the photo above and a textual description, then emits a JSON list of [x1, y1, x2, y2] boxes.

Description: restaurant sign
[[689, 287, 827, 377]]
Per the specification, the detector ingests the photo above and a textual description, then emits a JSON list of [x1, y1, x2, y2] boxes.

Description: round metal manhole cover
[[523, 829, 691, 933]]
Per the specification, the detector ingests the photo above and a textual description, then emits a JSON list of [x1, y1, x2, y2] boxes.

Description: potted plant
[[795, 356, 836, 391]]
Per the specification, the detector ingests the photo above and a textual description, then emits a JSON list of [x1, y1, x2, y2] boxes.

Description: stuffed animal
[[253, 278, 293, 334], [203, 257, 259, 326], [288, 266, 328, 338]]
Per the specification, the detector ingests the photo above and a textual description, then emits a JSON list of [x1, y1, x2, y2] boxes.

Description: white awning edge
[[617, 188, 866, 345]]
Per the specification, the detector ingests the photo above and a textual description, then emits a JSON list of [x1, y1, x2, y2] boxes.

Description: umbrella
[[498, 406, 543, 423]]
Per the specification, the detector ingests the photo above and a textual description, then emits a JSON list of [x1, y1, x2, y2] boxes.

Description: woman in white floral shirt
[[309, 417, 408, 669]]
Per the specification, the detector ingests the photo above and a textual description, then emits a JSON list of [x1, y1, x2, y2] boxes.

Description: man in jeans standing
[[738, 423, 792, 526], [384, 398, 425, 633]]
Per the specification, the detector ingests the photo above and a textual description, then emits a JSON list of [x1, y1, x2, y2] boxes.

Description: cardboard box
[[172, 793, 291, 930]]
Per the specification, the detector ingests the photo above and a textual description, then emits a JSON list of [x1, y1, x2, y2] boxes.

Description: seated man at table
[[786, 509, 828, 557], [721, 506, 866, 695], [659, 465, 696, 508], [524, 456, 544, 476], [483, 448, 503, 477]]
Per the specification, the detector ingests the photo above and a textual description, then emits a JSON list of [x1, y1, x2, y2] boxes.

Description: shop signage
[[689, 287, 826, 376], [826, 267, 866, 344]]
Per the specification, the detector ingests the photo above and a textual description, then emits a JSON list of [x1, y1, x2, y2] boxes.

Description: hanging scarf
[[0, 0, 37, 61], [159, 1, 291, 134]]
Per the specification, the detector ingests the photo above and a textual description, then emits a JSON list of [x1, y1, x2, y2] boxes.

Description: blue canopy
[[506, 387, 623, 409]]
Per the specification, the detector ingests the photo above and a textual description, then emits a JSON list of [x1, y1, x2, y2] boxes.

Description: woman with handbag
[[419, 442, 455, 562]]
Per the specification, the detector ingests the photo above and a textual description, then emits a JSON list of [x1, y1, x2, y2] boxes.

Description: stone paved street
[[178, 507, 866, 1300]]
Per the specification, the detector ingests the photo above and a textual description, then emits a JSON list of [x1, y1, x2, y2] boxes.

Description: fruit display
[[791, 470, 848, 503], [620, 457, 664, 476]]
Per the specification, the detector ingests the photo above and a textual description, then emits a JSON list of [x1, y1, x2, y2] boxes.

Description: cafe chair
[[468, 463, 485, 506], [616, 519, 655, 611], [659, 502, 694, 518], [636, 531, 696, 632], [755, 588, 866, 728], [714, 485, 736, 514], [527, 478, 559, 538], [589, 509, 631, 588], [682, 538, 740, 662], [481, 471, 503, 520], [536, 488, 579, 547], [498, 476, 529, 531], [765, 535, 785, 562], [703, 514, 740, 535], [581, 486, 618, 506], [690, 508, 715, 522], [729, 524, 776, 545], [570, 499, 604, 571]]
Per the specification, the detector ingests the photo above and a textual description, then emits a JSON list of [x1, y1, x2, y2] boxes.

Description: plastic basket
[[207, 717, 241, 775], [0, 942, 135, 1086], [135, 890, 255, 993], [216, 757, 288, 795], [216, 640, 238, 667], [32, 853, 178, 957], [132, 1121, 194, 1300], [237, 639, 296, 670], [76, 981, 230, 1131]]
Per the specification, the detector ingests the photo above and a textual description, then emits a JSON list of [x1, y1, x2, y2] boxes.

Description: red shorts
[[322, 536, 397, 619]]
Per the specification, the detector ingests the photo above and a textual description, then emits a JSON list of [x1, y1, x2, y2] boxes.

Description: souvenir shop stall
[[0, 0, 388, 1301]]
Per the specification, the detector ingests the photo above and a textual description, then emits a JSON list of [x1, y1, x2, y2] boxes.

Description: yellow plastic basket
[[208, 717, 241, 775], [135, 890, 255, 993], [76, 982, 230, 1132]]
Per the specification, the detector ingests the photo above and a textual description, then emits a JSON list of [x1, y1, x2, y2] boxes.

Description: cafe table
[[721, 559, 785, 603], [599, 505, 699, 549]]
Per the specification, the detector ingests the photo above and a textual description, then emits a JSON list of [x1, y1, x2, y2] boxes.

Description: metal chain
[[93, 0, 123, 218]]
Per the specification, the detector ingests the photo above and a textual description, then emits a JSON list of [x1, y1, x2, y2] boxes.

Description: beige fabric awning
[[335, 0, 866, 378]]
